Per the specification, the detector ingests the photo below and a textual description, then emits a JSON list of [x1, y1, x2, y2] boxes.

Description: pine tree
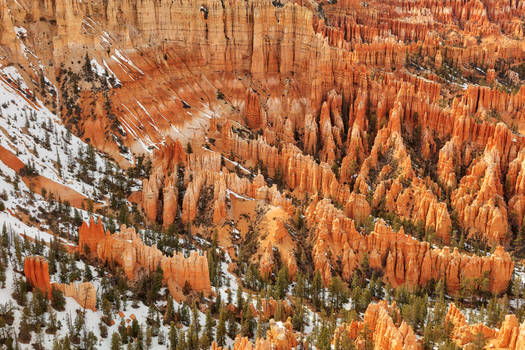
[[236, 287, 244, 312], [158, 330, 165, 345], [84, 264, 93, 281], [294, 272, 306, 301], [111, 332, 122, 350], [275, 266, 289, 299], [119, 319, 128, 344], [165, 296, 176, 325], [472, 331, 487, 350], [102, 297, 112, 325], [32, 288, 48, 317], [131, 319, 140, 339], [205, 309, 214, 343], [51, 286, 66, 311], [216, 304, 227, 346], [241, 295, 255, 338], [169, 323, 177, 350], [190, 302, 200, 334], [227, 312, 237, 339], [312, 270, 323, 310], [145, 326, 152, 349], [316, 319, 332, 350], [0, 260, 6, 288], [18, 313, 31, 343]]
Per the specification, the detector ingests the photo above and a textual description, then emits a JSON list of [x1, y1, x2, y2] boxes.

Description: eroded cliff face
[[445, 303, 525, 349], [24, 256, 97, 310], [333, 301, 421, 350], [1, 0, 524, 249], [211, 317, 298, 350], [79, 218, 211, 300], [306, 198, 514, 295], [3, 0, 525, 346]]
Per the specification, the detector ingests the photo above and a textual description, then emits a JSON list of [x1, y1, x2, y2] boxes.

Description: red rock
[[24, 256, 96, 310], [79, 220, 212, 301], [446, 303, 497, 346], [306, 199, 513, 295], [333, 301, 420, 349]]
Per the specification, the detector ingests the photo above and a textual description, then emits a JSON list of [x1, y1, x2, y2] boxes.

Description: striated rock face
[[24, 255, 51, 295], [141, 141, 186, 228], [376, 177, 452, 243], [256, 207, 297, 279], [306, 199, 514, 295], [24, 256, 96, 310], [445, 303, 497, 346], [79, 217, 107, 255], [79, 219, 211, 300], [244, 89, 264, 130], [451, 147, 510, 246], [54, 282, 97, 311], [333, 301, 420, 350]]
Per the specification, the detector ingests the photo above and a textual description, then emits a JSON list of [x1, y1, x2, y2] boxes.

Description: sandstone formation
[[255, 207, 297, 279], [24, 256, 96, 310], [333, 301, 420, 350], [211, 317, 297, 350], [2, 0, 523, 251], [142, 141, 186, 227], [79, 218, 211, 300], [446, 303, 525, 349], [306, 198, 514, 295], [2, 0, 525, 345]]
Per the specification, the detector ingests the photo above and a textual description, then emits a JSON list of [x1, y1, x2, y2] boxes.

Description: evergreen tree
[[472, 332, 487, 350], [51, 286, 66, 311], [111, 332, 122, 350], [18, 313, 31, 344], [274, 266, 289, 299], [158, 330, 165, 345], [311, 270, 323, 310], [119, 319, 128, 344], [236, 286, 244, 312], [102, 297, 112, 325], [227, 312, 237, 339], [316, 319, 332, 350], [169, 323, 177, 350], [216, 304, 227, 346], [241, 296, 255, 338], [328, 276, 349, 312], [190, 302, 200, 334], [0, 260, 6, 288], [205, 309, 214, 343], [84, 264, 93, 282]]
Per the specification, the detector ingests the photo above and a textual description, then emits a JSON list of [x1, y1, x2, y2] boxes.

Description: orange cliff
[[142, 141, 186, 228], [446, 303, 525, 349], [79, 218, 211, 300], [24, 256, 96, 310], [142, 141, 293, 227], [333, 301, 420, 350], [211, 317, 298, 350], [306, 198, 514, 295]]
